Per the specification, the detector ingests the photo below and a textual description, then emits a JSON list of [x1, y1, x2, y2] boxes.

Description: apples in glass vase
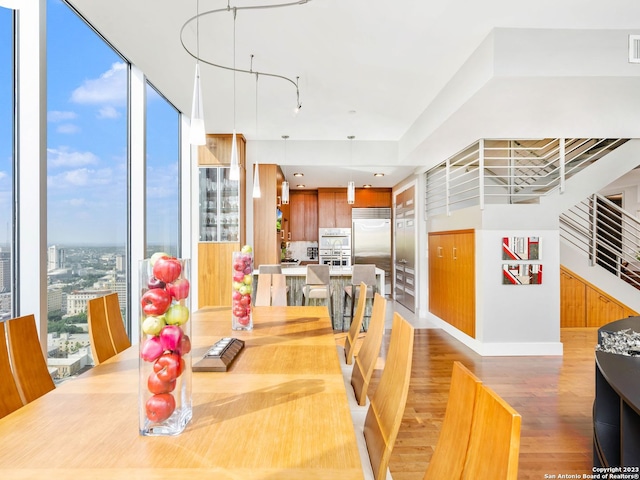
[[231, 245, 253, 330]]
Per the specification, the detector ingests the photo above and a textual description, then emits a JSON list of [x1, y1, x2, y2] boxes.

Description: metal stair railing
[[560, 193, 640, 290], [425, 138, 629, 217]]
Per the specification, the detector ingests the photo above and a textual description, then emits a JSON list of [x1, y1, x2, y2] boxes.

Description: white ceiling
[[65, 0, 640, 189]]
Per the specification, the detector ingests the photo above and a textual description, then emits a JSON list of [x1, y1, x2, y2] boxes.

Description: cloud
[[48, 167, 113, 189], [48, 147, 99, 168], [70, 62, 127, 107], [48, 111, 78, 123], [56, 124, 80, 134], [97, 106, 120, 119]]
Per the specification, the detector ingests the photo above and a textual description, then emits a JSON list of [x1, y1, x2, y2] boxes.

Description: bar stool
[[343, 264, 376, 331], [302, 264, 333, 320]]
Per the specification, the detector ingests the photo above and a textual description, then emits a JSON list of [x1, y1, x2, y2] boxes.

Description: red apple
[[233, 305, 246, 318], [176, 334, 191, 356], [154, 352, 182, 382], [232, 271, 245, 283], [147, 275, 166, 290], [239, 294, 251, 307], [145, 393, 176, 422], [232, 291, 241, 301], [141, 288, 172, 316], [167, 277, 190, 301], [159, 325, 183, 351], [153, 256, 182, 284], [147, 372, 176, 394], [238, 315, 250, 326], [140, 336, 164, 362]]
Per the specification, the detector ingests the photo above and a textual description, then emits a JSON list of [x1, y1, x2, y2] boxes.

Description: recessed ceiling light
[[363, 184, 372, 188], [293, 172, 304, 177], [373, 172, 385, 177], [297, 184, 305, 188]]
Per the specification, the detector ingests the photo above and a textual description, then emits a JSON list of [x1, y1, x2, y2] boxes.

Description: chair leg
[[342, 291, 349, 331]]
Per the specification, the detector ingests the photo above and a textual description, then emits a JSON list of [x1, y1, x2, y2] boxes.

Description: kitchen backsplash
[[286, 241, 319, 262]]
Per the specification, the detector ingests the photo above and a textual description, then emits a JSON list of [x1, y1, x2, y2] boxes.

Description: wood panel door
[[289, 191, 318, 241], [560, 269, 586, 327], [318, 191, 336, 228]]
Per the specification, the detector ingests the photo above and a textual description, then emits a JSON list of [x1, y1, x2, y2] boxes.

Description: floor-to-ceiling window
[[47, 0, 128, 374], [145, 83, 180, 259], [0, 6, 14, 321]]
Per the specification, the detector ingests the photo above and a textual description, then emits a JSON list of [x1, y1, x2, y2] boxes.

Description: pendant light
[[252, 72, 261, 198], [229, 8, 240, 181], [281, 135, 290, 205], [347, 135, 355, 204], [189, 0, 206, 146]]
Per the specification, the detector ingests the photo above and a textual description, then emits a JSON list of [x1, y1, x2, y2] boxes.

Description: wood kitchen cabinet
[[560, 266, 637, 327], [428, 230, 476, 338], [289, 190, 318, 241], [253, 164, 284, 268], [318, 188, 351, 228], [197, 134, 246, 308], [354, 188, 392, 208]]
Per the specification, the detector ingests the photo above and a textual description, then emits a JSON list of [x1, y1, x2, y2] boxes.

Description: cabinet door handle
[[281, 230, 284, 240], [452, 247, 457, 260], [277, 196, 281, 207], [287, 232, 291, 240], [437, 246, 443, 258]]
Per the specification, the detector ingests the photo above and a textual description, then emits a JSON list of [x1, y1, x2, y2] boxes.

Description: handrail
[[560, 193, 640, 290], [426, 138, 629, 216]]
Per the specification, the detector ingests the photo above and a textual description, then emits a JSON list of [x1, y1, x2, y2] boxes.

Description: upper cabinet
[[253, 164, 284, 268], [289, 190, 318, 241], [354, 188, 392, 208], [318, 188, 351, 228]]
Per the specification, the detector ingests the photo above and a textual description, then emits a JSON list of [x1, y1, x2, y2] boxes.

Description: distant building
[[47, 285, 64, 313], [66, 289, 112, 315], [47, 245, 65, 271], [116, 254, 125, 272], [0, 251, 11, 292]]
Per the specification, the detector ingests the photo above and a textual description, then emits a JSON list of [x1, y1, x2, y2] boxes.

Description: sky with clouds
[[0, 1, 180, 248]]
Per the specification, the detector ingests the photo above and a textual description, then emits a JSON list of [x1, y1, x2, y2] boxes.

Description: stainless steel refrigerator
[[351, 208, 392, 294]]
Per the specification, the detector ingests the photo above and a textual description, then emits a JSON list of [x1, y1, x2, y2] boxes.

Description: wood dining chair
[[270, 273, 288, 306], [302, 264, 333, 319], [88, 293, 129, 365], [362, 312, 415, 480], [0, 321, 25, 419], [6, 314, 55, 404], [461, 383, 522, 480], [103, 293, 131, 354], [423, 361, 482, 480], [350, 293, 387, 407], [343, 282, 367, 365], [255, 273, 273, 306]]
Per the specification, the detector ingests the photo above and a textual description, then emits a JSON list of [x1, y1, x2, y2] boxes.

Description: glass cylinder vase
[[139, 255, 192, 436], [231, 249, 253, 330]]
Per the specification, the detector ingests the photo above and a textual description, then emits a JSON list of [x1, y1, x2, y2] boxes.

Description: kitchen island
[[254, 266, 385, 330]]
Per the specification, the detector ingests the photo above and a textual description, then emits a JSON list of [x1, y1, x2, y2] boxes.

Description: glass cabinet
[[199, 166, 240, 242]]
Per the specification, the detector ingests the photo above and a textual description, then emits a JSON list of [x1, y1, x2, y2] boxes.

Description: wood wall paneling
[[253, 164, 284, 268], [198, 243, 238, 308], [289, 190, 318, 241]]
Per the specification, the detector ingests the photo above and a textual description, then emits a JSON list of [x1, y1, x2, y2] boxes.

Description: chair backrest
[[6, 314, 55, 404], [461, 384, 522, 480], [271, 273, 288, 306], [351, 293, 387, 406], [423, 361, 482, 480], [344, 282, 367, 365], [104, 293, 130, 354], [0, 321, 25, 418], [351, 264, 377, 292], [88, 295, 117, 364], [255, 273, 273, 306], [306, 264, 330, 285], [259, 264, 283, 274], [363, 312, 414, 480]]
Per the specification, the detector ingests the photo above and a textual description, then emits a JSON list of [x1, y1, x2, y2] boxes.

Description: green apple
[[241, 245, 253, 254], [232, 281, 243, 291], [150, 251, 170, 266], [142, 315, 166, 335], [243, 274, 253, 285], [165, 304, 189, 326], [238, 284, 252, 295]]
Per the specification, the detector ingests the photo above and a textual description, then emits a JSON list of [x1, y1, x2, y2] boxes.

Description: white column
[[129, 65, 146, 344], [16, 0, 47, 351]]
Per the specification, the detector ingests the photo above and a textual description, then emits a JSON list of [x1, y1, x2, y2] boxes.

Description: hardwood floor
[[369, 326, 598, 480]]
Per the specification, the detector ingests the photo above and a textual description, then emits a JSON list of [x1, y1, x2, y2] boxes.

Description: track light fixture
[[180, 0, 307, 122]]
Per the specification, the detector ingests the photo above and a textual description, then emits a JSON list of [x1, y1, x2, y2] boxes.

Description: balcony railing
[[425, 138, 628, 217]]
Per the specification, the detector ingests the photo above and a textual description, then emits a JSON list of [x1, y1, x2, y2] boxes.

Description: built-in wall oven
[[318, 228, 351, 268]]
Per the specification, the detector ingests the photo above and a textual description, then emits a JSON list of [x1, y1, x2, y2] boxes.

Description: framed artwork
[[502, 263, 543, 285], [502, 236, 540, 261]]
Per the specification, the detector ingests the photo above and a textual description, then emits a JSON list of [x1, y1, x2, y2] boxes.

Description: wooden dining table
[[0, 305, 364, 479]]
